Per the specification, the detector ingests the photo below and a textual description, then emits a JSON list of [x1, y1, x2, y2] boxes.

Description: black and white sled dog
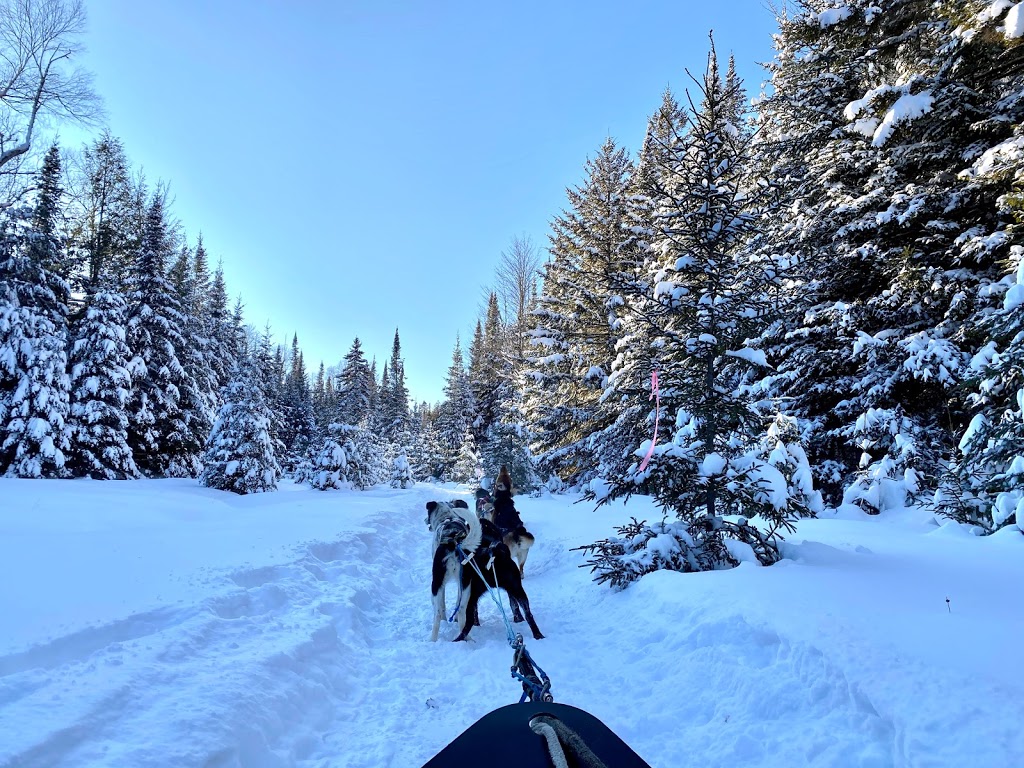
[[426, 499, 544, 642], [426, 499, 479, 642]]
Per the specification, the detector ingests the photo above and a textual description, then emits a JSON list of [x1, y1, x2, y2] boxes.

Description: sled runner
[[422, 701, 652, 767]]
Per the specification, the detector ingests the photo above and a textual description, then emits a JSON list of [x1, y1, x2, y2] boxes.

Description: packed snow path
[[0, 480, 1021, 767]]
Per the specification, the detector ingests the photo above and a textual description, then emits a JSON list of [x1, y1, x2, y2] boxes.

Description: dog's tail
[[515, 526, 535, 547]]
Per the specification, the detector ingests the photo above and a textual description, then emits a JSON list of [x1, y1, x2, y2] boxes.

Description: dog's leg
[[453, 579, 479, 642], [504, 571, 544, 640], [518, 548, 528, 578], [510, 593, 525, 623], [430, 549, 449, 642]]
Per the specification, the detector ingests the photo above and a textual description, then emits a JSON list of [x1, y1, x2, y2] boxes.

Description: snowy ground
[[0, 479, 1021, 767]]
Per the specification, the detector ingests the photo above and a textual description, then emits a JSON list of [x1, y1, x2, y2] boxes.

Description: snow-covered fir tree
[[280, 333, 315, 466], [586, 42, 812, 578], [753, 0, 1024, 509], [482, 386, 536, 491], [527, 137, 635, 488], [589, 89, 686, 491], [0, 201, 71, 478], [124, 194, 197, 477], [335, 337, 372, 426], [390, 447, 414, 488], [375, 329, 410, 441], [451, 427, 482, 484], [435, 335, 474, 479], [67, 288, 139, 479], [166, 239, 215, 476], [471, 294, 506, 445], [306, 424, 385, 491], [200, 353, 282, 494], [204, 263, 237, 396]]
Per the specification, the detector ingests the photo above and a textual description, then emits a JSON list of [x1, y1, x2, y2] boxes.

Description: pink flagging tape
[[638, 369, 660, 473]]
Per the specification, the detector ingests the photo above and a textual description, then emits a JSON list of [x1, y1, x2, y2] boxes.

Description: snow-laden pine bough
[[422, 500, 652, 767]]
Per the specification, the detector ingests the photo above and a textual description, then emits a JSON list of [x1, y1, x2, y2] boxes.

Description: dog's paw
[[533, 631, 545, 640]]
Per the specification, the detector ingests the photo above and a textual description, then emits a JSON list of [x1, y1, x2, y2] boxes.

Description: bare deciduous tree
[[0, 0, 101, 171], [495, 234, 542, 365]]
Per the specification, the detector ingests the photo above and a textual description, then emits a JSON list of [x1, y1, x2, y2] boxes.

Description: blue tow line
[[454, 542, 553, 703]]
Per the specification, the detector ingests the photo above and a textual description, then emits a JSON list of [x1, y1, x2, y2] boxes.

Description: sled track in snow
[[0, 494, 908, 768], [0, 503, 434, 767]]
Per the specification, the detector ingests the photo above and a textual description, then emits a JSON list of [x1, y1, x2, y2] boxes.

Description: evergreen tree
[[526, 137, 634, 488], [390, 447, 414, 488], [482, 386, 536, 491], [74, 132, 138, 292], [471, 293, 507, 444], [589, 90, 686, 490], [67, 288, 139, 479], [589, 41, 811, 576], [753, 0, 1023, 507], [280, 333, 314, 463], [336, 337, 372, 426], [451, 427, 483, 484], [167, 239, 215, 476], [381, 328, 410, 441], [435, 335, 474, 478], [200, 354, 281, 494], [204, 263, 236, 396], [124, 194, 194, 476], [0, 205, 71, 478]]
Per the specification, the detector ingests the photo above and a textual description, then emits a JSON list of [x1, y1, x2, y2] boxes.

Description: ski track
[[0, 489, 947, 768]]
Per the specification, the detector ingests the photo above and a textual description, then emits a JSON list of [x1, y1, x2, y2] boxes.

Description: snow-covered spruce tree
[[374, 329, 410, 442], [250, 326, 288, 474], [67, 288, 139, 479], [451, 427, 482, 484], [204, 263, 237, 396], [583, 42, 815, 584], [280, 333, 315, 467], [947, 250, 1024, 532], [335, 337, 372, 427], [482, 383, 537, 491], [526, 137, 634, 489], [305, 433, 347, 490], [0, 197, 71, 478], [589, 90, 686, 491], [753, 0, 1024, 507], [435, 336, 474, 479], [413, 420, 447, 481], [124, 194, 197, 476], [471, 294, 506, 446], [167, 240, 216, 476], [200, 353, 281, 494], [306, 424, 385, 490], [390, 447, 414, 488]]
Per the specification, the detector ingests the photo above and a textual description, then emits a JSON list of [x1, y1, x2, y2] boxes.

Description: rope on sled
[[455, 542, 553, 704], [530, 714, 610, 768]]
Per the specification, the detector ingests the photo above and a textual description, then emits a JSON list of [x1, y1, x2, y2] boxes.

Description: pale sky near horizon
[[67, 0, 780, 404]]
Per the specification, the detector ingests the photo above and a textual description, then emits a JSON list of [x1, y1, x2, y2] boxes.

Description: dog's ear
[[451, 499, 469, 510], [426, 501, 438, 512]]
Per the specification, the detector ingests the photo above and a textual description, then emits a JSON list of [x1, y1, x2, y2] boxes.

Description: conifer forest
[[3, 0, 1023, 582]]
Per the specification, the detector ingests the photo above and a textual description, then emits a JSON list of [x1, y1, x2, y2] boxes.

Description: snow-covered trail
[[1, 480, 1021, 767]]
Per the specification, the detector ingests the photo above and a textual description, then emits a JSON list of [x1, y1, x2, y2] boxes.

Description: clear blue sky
[[72, 0, 779, 404]]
